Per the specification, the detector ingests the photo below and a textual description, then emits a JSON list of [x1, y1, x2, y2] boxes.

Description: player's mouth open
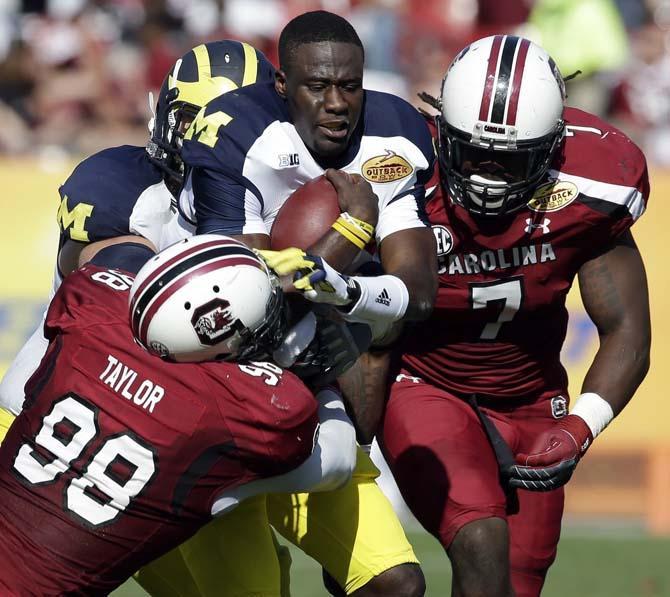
[[318, 121, 349, 140]]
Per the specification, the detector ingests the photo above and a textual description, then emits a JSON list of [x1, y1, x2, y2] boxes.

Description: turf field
[[114, 526, 670, 596]]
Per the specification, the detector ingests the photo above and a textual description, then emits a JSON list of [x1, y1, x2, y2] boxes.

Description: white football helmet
[[129, 235, 286, 363], [438, 35, 567, 217]]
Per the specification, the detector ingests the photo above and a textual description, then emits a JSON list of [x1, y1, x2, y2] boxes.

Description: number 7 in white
[[470, 278, 523, 340]]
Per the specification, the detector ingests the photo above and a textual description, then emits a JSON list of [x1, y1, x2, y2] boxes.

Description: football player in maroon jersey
[[375, 36, 652, 597], [0, 234, 356, 595]]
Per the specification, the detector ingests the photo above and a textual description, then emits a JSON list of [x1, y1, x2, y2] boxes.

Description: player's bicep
[[578, 229, 650, 337], [192, 168, 267, 237]]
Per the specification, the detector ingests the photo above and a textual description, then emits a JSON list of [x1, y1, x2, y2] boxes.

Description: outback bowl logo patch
[[191, 298, 242, 346], [528, 180, 578, 212], [362, 151, 413, 183]]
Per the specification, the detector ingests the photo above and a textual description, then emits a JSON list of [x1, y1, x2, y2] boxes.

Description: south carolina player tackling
[[375, 36, 651, 597], [0, 235, 357, 595], [0, 40, 297, 596]]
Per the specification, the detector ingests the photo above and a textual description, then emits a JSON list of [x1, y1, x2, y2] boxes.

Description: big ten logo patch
[[432, 225, 454, 274], [0, 300, 46, 368], [278, 153, 300, 168], [362, 151, 413, 183], [527, 180, 578, 212]]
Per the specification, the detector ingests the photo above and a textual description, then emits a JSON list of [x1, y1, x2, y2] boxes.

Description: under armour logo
[[396, 374, 422, 384], [525, 218, 551, 234], [375, 288, 391, 306]]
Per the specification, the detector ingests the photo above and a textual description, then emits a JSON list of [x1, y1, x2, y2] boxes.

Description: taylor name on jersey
[[178, 82, 435, 243]]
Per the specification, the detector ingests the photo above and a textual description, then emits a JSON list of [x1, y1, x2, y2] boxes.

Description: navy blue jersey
[[57, 145, 175, 247], [180, 82, 434, 242]]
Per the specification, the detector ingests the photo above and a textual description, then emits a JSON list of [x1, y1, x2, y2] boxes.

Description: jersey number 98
[[13, 395, 157, 527]]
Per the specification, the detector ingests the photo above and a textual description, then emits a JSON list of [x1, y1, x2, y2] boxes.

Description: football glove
[[257, 248, 357, 307], [291, 311, 372, 388], [508, 414, 593, 492]]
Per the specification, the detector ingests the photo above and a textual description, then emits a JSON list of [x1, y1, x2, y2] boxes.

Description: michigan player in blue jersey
[[1, 40, 276, 417], [179, 11, 438, 596]]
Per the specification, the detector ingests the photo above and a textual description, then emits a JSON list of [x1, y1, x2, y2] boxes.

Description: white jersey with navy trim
[[179, 82, 435, 244]]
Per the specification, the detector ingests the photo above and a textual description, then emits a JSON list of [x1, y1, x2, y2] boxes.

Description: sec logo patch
[[362, 151, 413, 183], [432, 225, 453, 256], [528, 180, 578, 212]]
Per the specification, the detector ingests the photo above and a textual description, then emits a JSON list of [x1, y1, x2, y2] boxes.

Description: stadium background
[[1, 0, 669, 595]]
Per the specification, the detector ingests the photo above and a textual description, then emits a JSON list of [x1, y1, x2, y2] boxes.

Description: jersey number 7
[[470, 277, 524, 340], [13, 394, 157, 527]]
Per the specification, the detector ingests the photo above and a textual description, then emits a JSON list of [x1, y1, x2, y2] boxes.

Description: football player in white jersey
[[179, 10, 440, 596], [178, 10, 443, 596]]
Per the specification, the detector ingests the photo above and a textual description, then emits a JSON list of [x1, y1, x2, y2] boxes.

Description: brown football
[[270, 175, 341, 250]]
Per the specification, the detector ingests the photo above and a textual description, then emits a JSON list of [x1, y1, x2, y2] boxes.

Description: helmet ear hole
[[213, 285, 220, 293], [184, 301, 191, 310]]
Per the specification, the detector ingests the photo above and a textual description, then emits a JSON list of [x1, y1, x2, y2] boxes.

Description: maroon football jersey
[[401, 108, 649, 401], [0, 265, 318, 595]]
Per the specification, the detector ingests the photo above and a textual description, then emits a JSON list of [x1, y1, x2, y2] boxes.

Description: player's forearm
[[389, 266, 437, 321], [308, 227, 364, 273], [580, 326, 650, 417], [379, 227, 438, 321], [337, 350, 390, 444], [210, 389, 356, 515]]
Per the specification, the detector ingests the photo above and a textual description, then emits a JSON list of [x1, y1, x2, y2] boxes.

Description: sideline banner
[[0, 159, 667, 445]]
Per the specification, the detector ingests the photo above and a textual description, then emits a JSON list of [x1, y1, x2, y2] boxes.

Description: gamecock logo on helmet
[[191, 298, 242, 346]]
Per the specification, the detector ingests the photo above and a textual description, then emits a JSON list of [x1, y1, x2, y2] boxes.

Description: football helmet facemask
[[129, 235, 286, 363], [147, 40, 275, 186], [437, 35, 567, 217]]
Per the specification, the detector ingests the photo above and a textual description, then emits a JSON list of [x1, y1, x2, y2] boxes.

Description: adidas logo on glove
[[375, 288, 391, 306]]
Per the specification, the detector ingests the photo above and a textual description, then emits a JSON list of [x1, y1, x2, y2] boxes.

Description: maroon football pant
[[380, 374, 565, 597]]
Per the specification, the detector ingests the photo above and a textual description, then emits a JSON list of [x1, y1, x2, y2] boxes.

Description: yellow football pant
[[0, 407, 14, 443], [0, 409, 417, 596], [138, 448, 417, 596]]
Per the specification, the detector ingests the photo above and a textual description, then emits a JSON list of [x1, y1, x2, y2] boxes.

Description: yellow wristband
[[342, 212, 375, 237], [334, 215, 373, 245], [332, 220, 367, 250]]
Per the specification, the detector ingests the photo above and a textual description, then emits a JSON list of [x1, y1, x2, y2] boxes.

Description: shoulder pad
[[57, 146, 164, 243], [363, 91, 435, 166], [182, 82, 287, 174]]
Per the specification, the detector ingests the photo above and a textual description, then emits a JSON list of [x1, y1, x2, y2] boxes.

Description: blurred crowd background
[[1, 0, 669, 165]]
